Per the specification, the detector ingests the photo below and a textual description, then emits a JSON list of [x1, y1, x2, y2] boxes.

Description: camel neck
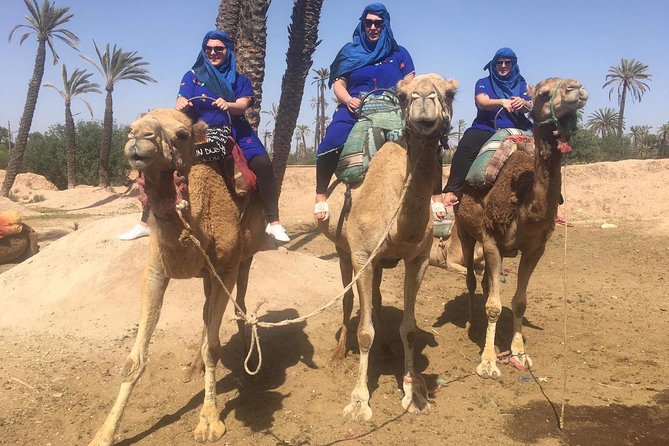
[[529, 125, 564, 219]]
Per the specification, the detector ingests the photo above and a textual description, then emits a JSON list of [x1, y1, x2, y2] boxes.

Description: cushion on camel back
[[335, 91, 404, 185], [465, 128, 534, 189], [0, 211, 23, 239]]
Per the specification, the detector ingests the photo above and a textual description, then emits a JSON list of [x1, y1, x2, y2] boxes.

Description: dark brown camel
[[456, 78, 588, 379]]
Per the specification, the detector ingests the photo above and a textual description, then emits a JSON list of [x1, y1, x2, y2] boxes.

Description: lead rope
[[175, 149, 422, 375], [559, 155, 570, 429]]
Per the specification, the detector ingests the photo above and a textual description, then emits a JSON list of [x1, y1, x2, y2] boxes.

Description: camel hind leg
[[400, 255, 431, 415], [182, 257, 253, 383], [332, 247, 355, 361], [89, 257, 169, 446], [509, 246, 544, 370], [476, 236, 504, 379], [457, 225, 479, 335]]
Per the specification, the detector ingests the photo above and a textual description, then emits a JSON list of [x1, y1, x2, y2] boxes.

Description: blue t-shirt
[[470, 77, 532, 133], [317, 46, 415, 155], [178, 70, 265, 160]]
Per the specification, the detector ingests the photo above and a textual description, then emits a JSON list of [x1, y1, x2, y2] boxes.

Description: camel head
[[125, 108, 207, 176], [531, 78, 589, 126], [397, 74, 458, 137]]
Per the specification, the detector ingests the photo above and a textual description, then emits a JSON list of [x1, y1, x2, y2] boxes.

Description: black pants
[[315, 148, 341, 194], [443, 128, 492, 195], [249, 153, 280, 223], [317, 146, 444, 195], [140, 207, 150, 223]]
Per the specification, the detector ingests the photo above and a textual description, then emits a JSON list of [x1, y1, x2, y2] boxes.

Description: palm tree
[[82, 41, 155, 188], [658, 123, 669, 158], [586, 107, 620, 138], [311, 67, 329, 150], [271, 0, 324, 196], [603, 58, 652, 137], [1, 0, 79, 197], [260, 102, 279, 129], [216, 0, 269, 130], [262, 130, 273, 156], [295, 124, 310, 161], [43, 65, 100, 189]]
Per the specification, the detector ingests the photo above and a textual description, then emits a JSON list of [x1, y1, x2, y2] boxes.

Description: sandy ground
[[1, 161, 668, 445]]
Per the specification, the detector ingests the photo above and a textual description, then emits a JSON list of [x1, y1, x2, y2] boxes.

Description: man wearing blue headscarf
[[314, 3, 415, 221], [441, 47, 533, 207], [176, 30, 290, 242]]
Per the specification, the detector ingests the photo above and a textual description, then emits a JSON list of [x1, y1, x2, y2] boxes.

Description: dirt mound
[[0, 170, 58, 203]]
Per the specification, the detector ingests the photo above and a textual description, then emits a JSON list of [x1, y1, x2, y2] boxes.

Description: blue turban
[[328, 3, 397, 87], [191, 30, 237, 101], [484, 47, 525, 99]]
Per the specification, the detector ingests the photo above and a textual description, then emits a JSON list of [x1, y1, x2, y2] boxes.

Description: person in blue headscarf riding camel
[[175, 29, 290, 242], [441, 47, 533, 208], [313, 3, 417, 221]]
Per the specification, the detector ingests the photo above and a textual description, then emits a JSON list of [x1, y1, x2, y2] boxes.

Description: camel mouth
[[128, 153, 154, 169], [412, 119, 439, 134]]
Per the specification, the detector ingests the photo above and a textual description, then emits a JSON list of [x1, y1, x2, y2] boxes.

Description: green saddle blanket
[[465, 128, 533, 189], [335, 91, 404, 184]]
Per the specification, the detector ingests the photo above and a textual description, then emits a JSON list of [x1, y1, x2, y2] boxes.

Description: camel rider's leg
[[247, 153, 290, 242], [315, 147, 342, 221], [443, 128, 492, 205]]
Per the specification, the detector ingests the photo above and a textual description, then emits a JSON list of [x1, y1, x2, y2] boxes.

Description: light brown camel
[[89, 109, 266, 445], [320, 74, 458, 421], [456, 78, 588, 379]]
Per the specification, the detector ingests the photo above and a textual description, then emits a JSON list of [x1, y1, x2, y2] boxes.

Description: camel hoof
[[342, 401, 373, 422], [193, 418, 226, 443], [476, 360, 501, 380], [182, 361, 204, 383]]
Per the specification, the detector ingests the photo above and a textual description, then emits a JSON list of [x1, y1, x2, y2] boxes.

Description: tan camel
[[0, 219, 38, 264], [320, 74, 458, 421], [429, 222, 484, 275], [456, 78, 588, 379], [89, 109, 266, 445]]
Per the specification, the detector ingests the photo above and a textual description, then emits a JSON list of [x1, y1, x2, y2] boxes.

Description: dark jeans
[[443, 128, 492, 195], [249, 153, 280, 223]]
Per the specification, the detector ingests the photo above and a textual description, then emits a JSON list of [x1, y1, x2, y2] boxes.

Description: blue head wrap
[[328, 3, 397, 87], [484, 47, 525, 99], [191, 30, 237, 101]]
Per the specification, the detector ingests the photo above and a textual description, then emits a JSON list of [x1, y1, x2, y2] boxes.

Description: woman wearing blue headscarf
[[314, 3, 415, 221], [441, 47, 533, 207], [176, 30, 289, 242]]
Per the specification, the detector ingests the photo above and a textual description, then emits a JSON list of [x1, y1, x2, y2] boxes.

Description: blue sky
[[1, 0, 667, 144]]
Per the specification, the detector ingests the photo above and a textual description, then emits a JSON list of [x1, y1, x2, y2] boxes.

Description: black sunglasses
[[364, 19, 384, 28], [495, 59, 514, 67], [204, 46, 227, 55]]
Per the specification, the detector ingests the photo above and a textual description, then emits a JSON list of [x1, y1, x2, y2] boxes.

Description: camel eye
[[411, 93, 421, 99], [175, 129, 190, 140], [427, 93, 437, 99], [538, 91, 551, 101]]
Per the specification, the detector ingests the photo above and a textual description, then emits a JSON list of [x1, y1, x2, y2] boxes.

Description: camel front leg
[[89, 257, 169, 446], [400, 255, 431, 415], [342, 250, 375, 422], [332, 247, 354, 361], [477, 237, 503, 379], [193, 269, 236, 443], [457, 227, 479, 334], [510, 246, 544, 370]]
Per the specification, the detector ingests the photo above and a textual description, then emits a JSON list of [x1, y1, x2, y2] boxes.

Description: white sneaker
[[265, 223, 290, 242], [119, 223, 150, 241]]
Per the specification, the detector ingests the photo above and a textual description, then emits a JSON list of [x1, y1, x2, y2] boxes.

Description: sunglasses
[[204, 46, 227, 55], [364, 19, 384, 29], [495, 59, 514, 67]]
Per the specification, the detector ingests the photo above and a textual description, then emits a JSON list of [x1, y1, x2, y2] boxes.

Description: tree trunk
[[236, 0, 270, 131], [64, 100, 77, 189], [0, 41, 47, 197], [271, 0, 323, 196], [617, 85, 627, 137], [99, 88, 114, 188], [319, 80, 326, 146], [216, 0, 242, 45]]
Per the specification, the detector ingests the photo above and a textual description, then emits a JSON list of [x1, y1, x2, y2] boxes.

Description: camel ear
[[396, 78, 409, 104], [442, 79, 458, 101], [192, 120, 208, 144], [526, 84, 535, 99]]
